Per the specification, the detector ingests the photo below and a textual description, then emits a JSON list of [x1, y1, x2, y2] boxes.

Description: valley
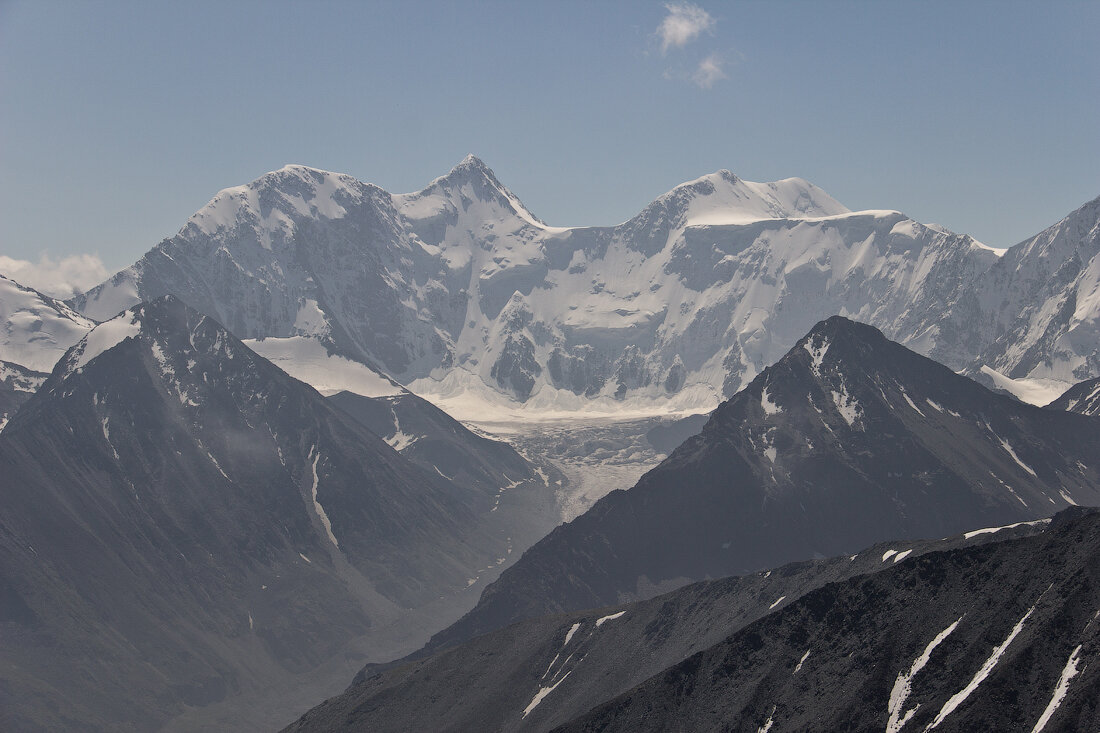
[[464, 415, 671, 521]]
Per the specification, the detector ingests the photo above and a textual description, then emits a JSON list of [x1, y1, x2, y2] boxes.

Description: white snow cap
[[650, 169, 850, 228], [64, 309, 142, 374]]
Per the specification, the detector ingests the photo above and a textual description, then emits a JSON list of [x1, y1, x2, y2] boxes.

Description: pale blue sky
[[1, 0, 1097, 287]]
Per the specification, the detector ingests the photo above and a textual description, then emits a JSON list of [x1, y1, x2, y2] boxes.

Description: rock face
[[0, 297, 549, 732], [1047, 375, 1100, 416], [281, 517, 1062, 733], [72, 157, 1086, 416], [0, 359, 46, 428], [419, 317, 1100, 655], [326, 389, 565, 549]]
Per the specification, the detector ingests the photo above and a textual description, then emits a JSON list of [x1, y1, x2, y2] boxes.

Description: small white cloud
[[692, 54, 727, 88], [0, 253, 110, 299], [658, 2, 715, 54]]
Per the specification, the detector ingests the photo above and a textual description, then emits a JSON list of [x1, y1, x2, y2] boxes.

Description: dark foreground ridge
[[557, 508, 1100, 732], [285, 509, 1098, 732]]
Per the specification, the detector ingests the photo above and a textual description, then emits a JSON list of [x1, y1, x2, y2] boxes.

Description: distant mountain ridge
[[950, 194, 1100, 387], [68, 157, 1098, 418]]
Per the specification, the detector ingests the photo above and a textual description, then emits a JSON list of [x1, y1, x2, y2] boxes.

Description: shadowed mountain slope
[[420, 317, 1100, 656], [283, 515, 1065, 733], [0, 297, 546, 731]]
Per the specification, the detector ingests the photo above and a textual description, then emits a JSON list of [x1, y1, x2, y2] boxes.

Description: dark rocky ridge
[[282, 516, 1061, 732], [1047, 375, 1100, 416], [557, 508, 1100, 732]]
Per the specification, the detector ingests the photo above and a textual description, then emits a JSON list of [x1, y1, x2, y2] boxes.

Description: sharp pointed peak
[[433, 154, 501, 187], [410, 155, 546, 226], [455, 153, 490, 170]]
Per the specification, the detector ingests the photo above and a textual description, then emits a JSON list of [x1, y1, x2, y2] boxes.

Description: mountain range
[[66, 157, 1100, 418], [2, 157, 1099, 731]]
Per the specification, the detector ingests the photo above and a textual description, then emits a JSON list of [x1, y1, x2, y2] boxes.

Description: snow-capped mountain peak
[[69, 161, 1100, 418], [182, 163, 374, 244], [50, 295, 249, 400], [943, 193, 1100, 392], [639, 169, 850, 229], [395, 154, 548, 233]]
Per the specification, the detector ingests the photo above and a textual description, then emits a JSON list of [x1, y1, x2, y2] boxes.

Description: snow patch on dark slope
[[1046, 375, 1100, 416], [416, 317, 1100, 658]]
